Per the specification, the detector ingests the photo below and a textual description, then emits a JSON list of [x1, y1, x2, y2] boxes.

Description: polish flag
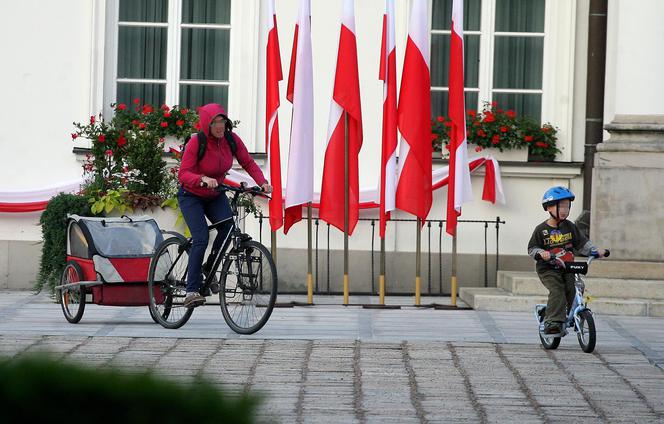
[[395, 0, 432, 222], [284, 0, 314, 234], [378, 0, 397, 239], [446, 0, 473, 236], [265, 0, 283, 231], [319, 0, 363, 235]]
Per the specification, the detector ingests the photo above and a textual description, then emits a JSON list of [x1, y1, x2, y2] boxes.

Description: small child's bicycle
[[534, 249, 610, 353]]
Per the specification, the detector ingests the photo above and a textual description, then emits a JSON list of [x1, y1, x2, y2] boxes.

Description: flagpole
[[379, 238, 385, 305], [451, 232, 458, 306], [415, 218, 421, 306], [343, 111, 350, 306], [271, 231, 277, 265], [307, 202, 313, 304]]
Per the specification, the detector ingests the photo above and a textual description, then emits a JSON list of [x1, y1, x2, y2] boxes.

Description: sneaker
[[544, 322, 562, 335], [183, 292, 205, 308]]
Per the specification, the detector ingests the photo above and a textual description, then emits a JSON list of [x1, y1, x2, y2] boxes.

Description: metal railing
[[252, 214, 505, 296]]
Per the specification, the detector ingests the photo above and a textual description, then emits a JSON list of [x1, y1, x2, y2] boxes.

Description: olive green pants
[[538, 269, 576, 324]]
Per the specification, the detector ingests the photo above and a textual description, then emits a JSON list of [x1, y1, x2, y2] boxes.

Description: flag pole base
[[307, 273, 313, 305]]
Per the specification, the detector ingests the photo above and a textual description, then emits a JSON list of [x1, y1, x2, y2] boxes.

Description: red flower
[[71, 133, 78, 140], [105, 149, 113, 156], [117, 135, 127, 147], [142, 104, 154, 114], [468, 110, 477, 117], [477, 129, 487, 137], [98, 134, 106, 143], [181, 108, 189, 115], [491, 135, 500, 145], [444, 121, 453, 127], [133, 98, 140, 104], [117, 103, 127, 111], [436, 116, 445, 122], [483, 113, 495, 123], [500, 126, 508, 133], [89, 116, 96, 125], [163, 111, 171, 118], [159, 137, 165, 143], [139, 123, 146, 130], [536, 141, 548, 148], [131, 119, 140, 126], [542, 127, 551, 133], [430, 133, 438, 141], [161, 104, 170, 112], [524, 135, 534, 142], [475, 146, 482, 152], [506, 110, 516, 119], [497, 108, 504, 114], [194, 121, 201, 130], [160, 121, 168, 128], [491, 101, 498, 107], [473, 120, 481, 127], [176, 119, 185, 127]]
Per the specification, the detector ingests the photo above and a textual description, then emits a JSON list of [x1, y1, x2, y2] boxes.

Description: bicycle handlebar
[[199, 181, 271, 199], [534, 249, 610, 271]]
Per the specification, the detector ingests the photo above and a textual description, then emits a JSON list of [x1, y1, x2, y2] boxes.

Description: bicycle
[[148, 182, 278, 334], [534, 249, 610, 353]]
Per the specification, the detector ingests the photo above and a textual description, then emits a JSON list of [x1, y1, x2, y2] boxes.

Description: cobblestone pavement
[[1, 291, 663, 423]]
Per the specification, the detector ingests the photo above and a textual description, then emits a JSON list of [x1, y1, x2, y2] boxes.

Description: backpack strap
[[196, 131, 207, 162], [224, 131, 237, 157]]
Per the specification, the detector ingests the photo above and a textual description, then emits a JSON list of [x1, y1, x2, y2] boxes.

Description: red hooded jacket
[[178, 103, 267, 198]]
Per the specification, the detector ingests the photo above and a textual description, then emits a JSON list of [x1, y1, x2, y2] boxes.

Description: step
[[587, 259, 664, 280], [458, 287, 664, 317], [497, 271, 664, 300]]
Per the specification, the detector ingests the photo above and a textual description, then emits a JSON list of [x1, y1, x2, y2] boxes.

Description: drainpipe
[[577, 0, 608, 237]]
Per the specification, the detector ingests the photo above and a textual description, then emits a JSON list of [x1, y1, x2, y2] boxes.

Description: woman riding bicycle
[[178, 103, 271, 308]]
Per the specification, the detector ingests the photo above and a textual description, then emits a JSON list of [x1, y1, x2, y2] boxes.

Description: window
[[106, 0, 232, 111], [430, 0, 546, 122]]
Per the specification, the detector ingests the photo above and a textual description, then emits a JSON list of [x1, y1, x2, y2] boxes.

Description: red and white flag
[[284, 0, 314, 234], [395, 0, 432, 222], [319, 0, 363, 235], [378, 0, 397, 239], [446, 0, 473, 236], [265, 0, 284, 231]]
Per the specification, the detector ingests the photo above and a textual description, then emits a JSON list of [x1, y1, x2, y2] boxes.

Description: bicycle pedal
[[209, 282, 220, 295]]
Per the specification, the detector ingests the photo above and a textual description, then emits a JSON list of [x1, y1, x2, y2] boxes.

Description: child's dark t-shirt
[[527, 220, 590, 273]]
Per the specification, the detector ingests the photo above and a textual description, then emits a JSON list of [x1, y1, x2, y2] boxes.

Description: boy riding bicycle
[[527, 186, 608, 335]]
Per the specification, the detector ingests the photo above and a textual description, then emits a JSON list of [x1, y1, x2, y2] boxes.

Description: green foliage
[[238, 193, 262, 218], [89, 188, 132, 215], [0, 355, 259, 423], [36, 193, 91, 293]]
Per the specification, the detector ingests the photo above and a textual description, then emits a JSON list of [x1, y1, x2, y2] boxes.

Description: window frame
[[429, 0, 576, 161], [100, 0, 260, 149]]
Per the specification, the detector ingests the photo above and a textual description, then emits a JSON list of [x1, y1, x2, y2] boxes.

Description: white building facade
[[1, 0, 661, 291]]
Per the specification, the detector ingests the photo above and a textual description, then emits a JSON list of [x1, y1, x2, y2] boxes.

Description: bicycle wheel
[[59, 261, 86, 323], [539, 332, 561, 350], [148, 237, 194, 329], [219, 240, 277, 334], [576, 310, 596, 353]]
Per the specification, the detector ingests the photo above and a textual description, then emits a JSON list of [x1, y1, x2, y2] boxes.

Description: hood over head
[[197, 103, 228, 138]]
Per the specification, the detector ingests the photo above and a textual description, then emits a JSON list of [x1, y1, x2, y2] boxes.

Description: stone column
[[590, 0, 664, 262], [591, 116, 664, 261]]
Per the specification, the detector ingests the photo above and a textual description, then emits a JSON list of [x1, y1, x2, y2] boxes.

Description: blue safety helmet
[[541, 186, 575, 210]]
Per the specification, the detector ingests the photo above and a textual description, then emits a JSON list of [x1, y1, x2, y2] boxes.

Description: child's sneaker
[[544, 322, 562, 335], [183, 292, 205, 308]]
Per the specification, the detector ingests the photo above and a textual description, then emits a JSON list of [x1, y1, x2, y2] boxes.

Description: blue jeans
[[177, 187, 233, 292]]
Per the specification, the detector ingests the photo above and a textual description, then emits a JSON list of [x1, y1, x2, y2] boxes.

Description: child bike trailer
[[57, 214, 165, 323]]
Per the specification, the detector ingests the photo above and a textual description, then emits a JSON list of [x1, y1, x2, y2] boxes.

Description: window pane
[[179, 85, 228, 110], [180, 29, 230, 81], [493, 36, 543, 89], [492, 92, 541, 122], [119, 0, 168, 23], [495, 0, 544, 32], [118, 27, 167, 79], [182, 0, 231, 24], [431, 90, 478, 119], [432, 0, 482, 31], [117, 82, 166, 107], [431, 34, 480, 88]]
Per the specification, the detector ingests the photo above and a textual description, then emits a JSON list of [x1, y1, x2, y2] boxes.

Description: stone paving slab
[[1, 291, 664, 423]]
